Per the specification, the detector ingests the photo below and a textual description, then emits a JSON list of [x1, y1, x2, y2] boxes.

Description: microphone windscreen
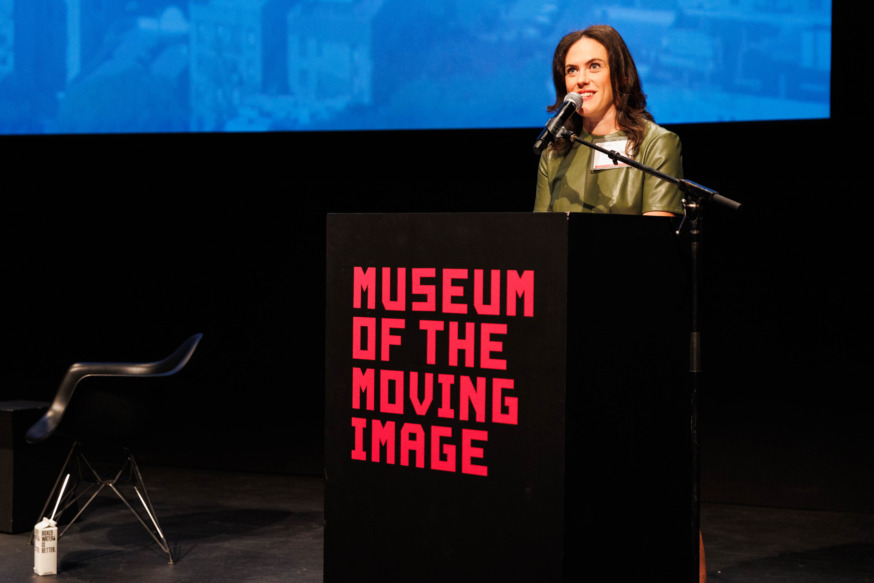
[[564, 92, 583, 110]]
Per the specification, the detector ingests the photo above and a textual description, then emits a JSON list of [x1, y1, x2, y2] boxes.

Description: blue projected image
[[0, 0, 831, 135]]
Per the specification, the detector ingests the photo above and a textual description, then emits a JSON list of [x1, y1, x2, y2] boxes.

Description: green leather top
[[534, 121, 684, 215]]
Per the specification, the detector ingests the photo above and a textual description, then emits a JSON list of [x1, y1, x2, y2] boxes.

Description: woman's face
[[564, 37, 617, 134]]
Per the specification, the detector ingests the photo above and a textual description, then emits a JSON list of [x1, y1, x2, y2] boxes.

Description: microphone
[[532, 92, 583, 155]]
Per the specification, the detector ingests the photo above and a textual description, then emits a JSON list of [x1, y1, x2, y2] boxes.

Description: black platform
[[0, 465, 872, 582]]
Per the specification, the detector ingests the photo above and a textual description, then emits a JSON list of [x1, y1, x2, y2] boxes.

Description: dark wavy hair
[[547, 25, 653, 156]]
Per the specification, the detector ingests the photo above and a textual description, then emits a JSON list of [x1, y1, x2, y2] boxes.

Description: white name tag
[[592, 138, 630, 170]]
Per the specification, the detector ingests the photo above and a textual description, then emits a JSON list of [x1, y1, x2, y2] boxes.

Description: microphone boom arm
[[556, 127, 742, 215]]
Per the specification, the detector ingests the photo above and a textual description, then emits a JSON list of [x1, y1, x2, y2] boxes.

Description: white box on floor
[[33, 518, 57, 576]]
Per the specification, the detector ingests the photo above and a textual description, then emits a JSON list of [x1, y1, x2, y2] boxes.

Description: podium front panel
[[326, 213, 571, 582]]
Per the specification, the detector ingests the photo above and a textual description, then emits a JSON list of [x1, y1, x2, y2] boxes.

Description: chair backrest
[[26, 334, 203, 445]]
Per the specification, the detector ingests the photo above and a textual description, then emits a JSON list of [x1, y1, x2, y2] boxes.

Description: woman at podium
[[534, 25, 684, 217], [535, 25, 708, 582]]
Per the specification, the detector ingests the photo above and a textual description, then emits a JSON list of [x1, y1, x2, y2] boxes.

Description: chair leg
[[105, 451, 174, 563], [28, 441, 101, 544], [56, 450, 112, 538], [31, 443, 174, 564]]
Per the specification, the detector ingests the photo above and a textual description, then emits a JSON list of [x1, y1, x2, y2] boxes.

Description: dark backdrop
[[1, 1, 870, 513]]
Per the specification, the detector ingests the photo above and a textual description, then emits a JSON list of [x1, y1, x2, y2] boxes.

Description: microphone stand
[[556, 128, 741, 583]]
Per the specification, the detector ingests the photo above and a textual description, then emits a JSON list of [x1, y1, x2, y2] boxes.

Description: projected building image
[[0, 0, 831, 135]]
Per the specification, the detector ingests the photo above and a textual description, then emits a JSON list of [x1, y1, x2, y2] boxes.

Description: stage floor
[[1, 466, 872, 582]]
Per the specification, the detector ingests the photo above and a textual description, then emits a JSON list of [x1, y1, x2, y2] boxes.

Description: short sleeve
[[640, 129, 684, 215]]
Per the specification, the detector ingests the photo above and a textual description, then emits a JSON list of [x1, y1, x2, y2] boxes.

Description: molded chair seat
[[27, 333, 202, 445]]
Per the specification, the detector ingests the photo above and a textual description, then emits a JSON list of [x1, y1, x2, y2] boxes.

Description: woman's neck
[[582, 108, 620, 136]]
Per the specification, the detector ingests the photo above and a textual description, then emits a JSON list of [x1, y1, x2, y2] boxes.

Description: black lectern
[[325, 213, 691, 582]]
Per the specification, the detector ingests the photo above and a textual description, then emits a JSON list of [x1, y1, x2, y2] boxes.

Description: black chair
[[26, 333, 203, 564]]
